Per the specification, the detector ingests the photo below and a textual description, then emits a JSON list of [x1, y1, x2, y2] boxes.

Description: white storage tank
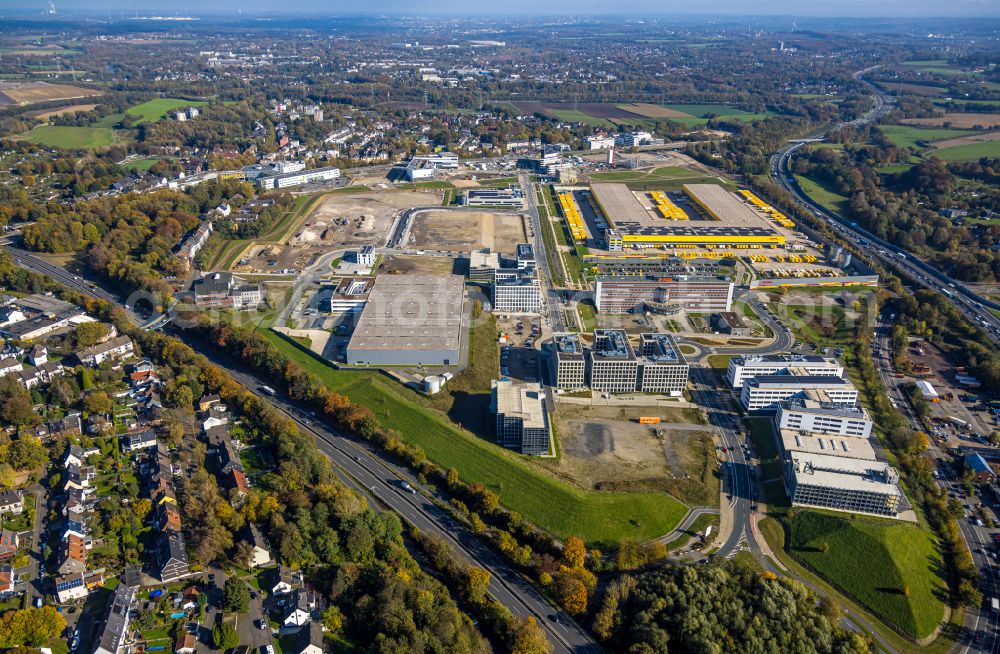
[[423, 375, 443, 394]]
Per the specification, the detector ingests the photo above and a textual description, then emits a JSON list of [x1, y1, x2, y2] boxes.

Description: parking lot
[[498, 317, 541, 382]]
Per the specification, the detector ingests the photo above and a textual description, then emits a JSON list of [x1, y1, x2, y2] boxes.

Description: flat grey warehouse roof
[[347, 275, 465, 353]]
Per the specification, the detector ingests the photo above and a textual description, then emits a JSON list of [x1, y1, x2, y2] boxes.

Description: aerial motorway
[[8, 244, 596, 654], [770, 70, 1000, 345]]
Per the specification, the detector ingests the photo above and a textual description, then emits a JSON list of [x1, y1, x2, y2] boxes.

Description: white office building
[[741, 375, 858, 411], [785, 452, 903, 518], [493, 268, 542, 314], [583, 135, 616, 150], [493, 379, 550, 456], [405, 153, 459, 181], [551, 333, 586, 389], [776, 398, 873, 438], [727, 354, 844, 389]]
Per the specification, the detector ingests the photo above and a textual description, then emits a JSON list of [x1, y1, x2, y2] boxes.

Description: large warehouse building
[[345, 275, 466, 366], [594, 276, 734, 313], [589, 183, 785, 249]]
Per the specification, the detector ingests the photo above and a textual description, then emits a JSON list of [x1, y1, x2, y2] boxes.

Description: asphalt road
[[872, 313, 1000, 654], [10, 244, 597, 653], [769, 72, 1000, 347], [177, 339, 599, 654], [519, 173, 567, 332]]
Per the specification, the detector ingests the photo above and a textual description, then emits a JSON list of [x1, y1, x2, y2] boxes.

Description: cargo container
[[639, 416, 661, 425]]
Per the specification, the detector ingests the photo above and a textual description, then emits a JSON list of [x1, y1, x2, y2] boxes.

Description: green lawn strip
[[624, 176, 735, 192], [878, 125, 974, 151], [785, 511, 947, 642], [92, 112, 125, 128], [125, 97, 209, 124], [258, 328, 687, 546], [930, 140, 1000, 161], [794, 174, 851, 216], [577, 301, 597, 332], [17, 125, 118, 148], [124, 156, 170, 171], [394, 180, 454, 189], [668, 511, 719, 550]]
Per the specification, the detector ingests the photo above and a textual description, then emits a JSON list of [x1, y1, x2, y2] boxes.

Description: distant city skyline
[[4, 0, 1000, 18]]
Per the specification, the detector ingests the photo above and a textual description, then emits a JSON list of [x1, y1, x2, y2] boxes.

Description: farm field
[[126, 97, 209, 123], [16, 125, 119, 148], [787, 511, 946, 640], [900, 59, 966, 75], [0, 80, 100, 105], [508, 100, 769, 128], [933, 98, 1000, 109], [901, 113, 1000, 129], [124, 156, 170, 171], [26, 103, 98, 120], [874, 81, 947, 97], [878, 125, 972, 150], [257, 327, 688, 546], [931, 139, 1000, 161]]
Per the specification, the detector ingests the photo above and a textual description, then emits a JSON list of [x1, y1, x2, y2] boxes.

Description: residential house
[[55, 571, 90, 603], [294, 622, 325, 654], [0, 530, 17, 561], [57, 534, 88, 575], [0, 565, 12, 595], [282, 589, 314, 627], [122, 429, 157, 453], [50, 414, 82, 438], [27, 345, 47, 366], [174, 631, 198, 654], [93, 583, 136, 654], [243, 523, 271, 568], [158, 531, 191, 582], [77, 335, 134, 367], [0, 490, 23, 515], [198, 394, 221, 412], [271, 565, 297, 595], [0, 358, 23, 378], [63, 442, 96, 468]]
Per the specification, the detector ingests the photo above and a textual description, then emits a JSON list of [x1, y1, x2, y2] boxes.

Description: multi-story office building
[[784, 452, 903, 517], [636, 333, 689, 394], [594, 276, 733, 313], [551, 333, 586, 389], [493, 379, 550, 455], [727, 354, 844, 389], [741, 375, 858, 411], [583, 330, 689, 394], [589, 329, 639, 393], [515, 243, 536, 269], [776, 398, 873, 438], [493, 267, 542, 314]]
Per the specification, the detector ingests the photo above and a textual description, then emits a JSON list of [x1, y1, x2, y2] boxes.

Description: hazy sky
[[7, 0, 1000, 17]]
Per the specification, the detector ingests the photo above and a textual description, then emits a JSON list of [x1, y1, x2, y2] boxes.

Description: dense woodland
[[592, 563, 870, 653], [791, 137, 1000, 281]]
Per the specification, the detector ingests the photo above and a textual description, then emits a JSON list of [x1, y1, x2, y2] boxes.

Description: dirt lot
[[408, 210, 526, 254], [377, 254, 460, 275], [27, 103, 98, 120], [545, 404, 717, 503], [902, 113, 1000, 129], [617, 103, 692, 119], [0, 81, 101, 105], [931, 131, 1000, 149], [234, 243, 323, 273], [297, 191, 442, 250]]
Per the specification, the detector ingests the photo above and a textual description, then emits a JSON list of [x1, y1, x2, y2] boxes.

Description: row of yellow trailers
[[558, 192, 588, 241], [649, 191, 688, 220], [738, 189, 795, 229], [748, 253, 818, 263]]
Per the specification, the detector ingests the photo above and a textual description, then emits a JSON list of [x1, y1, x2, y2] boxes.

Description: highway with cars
[[770, 70, 1000, 653], [9, 243, 597, 654], [872, 312, 1000, 654], [770, 73, 1000, 346]]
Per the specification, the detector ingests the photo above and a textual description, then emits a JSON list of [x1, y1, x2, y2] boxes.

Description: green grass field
[[549, 109, 614, 128], [931, 140, 1000, 161], [124, 156, 169, 171], [258, 329, 687, 546], [794, 174, 851, 216], [18, 125, 118, 149], [877, 163, 914, 175], [879, 125, 973, 150], [126, 98, 208, 124], [662, 104, 770, 126], [933, 98, 1000, 109], [787, 511, 946, 640]]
